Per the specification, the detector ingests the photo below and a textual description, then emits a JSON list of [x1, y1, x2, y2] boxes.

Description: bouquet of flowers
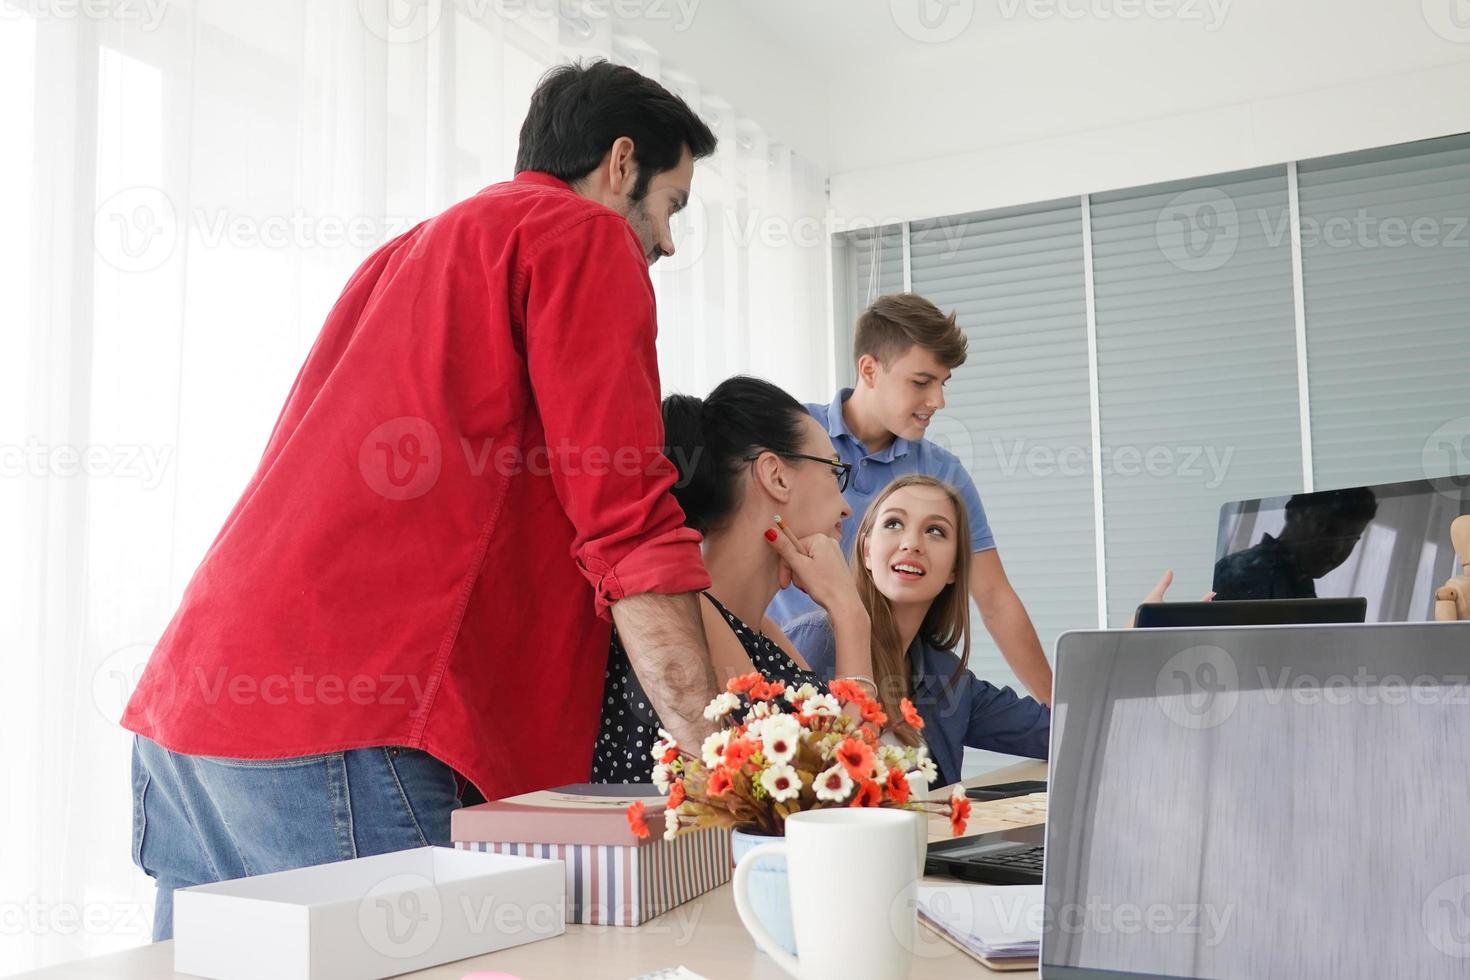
[[624, 672, 972, 841]]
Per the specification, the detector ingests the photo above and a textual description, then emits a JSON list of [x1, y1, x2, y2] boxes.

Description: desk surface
[[17, 762, 1047, 980]]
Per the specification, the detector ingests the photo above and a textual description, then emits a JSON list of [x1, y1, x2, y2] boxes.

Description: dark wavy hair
[[516, 59, 718, 201], [1284, 488, 1379, 529], [661, 376, 809, 534]]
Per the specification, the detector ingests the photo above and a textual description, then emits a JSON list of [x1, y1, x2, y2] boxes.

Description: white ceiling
[[724, 0, 1470, 179], [622, 0, 1470, 191], [739, 0, 1017, 68]]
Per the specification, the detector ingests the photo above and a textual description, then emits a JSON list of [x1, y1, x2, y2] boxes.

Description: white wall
[[823, 0, 1470, 221], [615, 2, 1470, 252], [609, 2, 831, 168]]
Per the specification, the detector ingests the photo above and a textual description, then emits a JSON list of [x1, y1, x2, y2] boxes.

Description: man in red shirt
[[124, 61, 722, 939]]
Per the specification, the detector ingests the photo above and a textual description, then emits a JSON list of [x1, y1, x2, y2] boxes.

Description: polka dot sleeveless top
[[590, 591, 826, 784]]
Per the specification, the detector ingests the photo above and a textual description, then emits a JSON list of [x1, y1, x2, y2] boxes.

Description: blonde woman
[[786, 475, 1048, 787]]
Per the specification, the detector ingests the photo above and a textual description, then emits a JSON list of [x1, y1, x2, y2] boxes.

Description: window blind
[[909, 200, 1096, 693], [1089, 167, 1304, 623], [1297, 133, 1470, 490]]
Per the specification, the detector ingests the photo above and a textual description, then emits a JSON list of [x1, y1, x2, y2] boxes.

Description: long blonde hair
[[851, 475, 973, 747]]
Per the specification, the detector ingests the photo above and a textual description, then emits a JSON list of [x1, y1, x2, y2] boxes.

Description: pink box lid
[[452, 783, 668, 847]]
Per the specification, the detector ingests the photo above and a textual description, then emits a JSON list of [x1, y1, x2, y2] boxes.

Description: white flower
[[663, 807, 680, 842], [744, 717, 766, 740], [813, 763, 854, 802], [651, 728, 679, 762], [701, 730, 731, 768], [702, 691, 741, 721], [879, 745, 907, 770], [916, 753, 938, 786], [759, 763, 802, 802], [784, 682, 818, 705], [747, 700, 774, 720], [760, 713, 802, 765], [815, 732, 843, 760], [802, 693, 841, 718], [651, 763, 673, 794]]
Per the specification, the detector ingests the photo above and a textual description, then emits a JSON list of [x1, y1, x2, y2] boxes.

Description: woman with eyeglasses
[[590, 375, 875, 783]]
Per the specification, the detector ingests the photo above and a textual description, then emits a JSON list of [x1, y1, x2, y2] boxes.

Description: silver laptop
[[1042, 621, 1470, 980]]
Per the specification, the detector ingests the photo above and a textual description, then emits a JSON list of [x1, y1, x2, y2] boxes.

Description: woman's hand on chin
[[764, 526, 865, 621]]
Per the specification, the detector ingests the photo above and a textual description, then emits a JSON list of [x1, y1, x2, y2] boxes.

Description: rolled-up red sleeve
[[521, 211, 711, 617]]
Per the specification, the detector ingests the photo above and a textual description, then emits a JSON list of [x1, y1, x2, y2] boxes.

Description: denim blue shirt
[[768, 388, 995, 627], [785, 611, 1050, 787]]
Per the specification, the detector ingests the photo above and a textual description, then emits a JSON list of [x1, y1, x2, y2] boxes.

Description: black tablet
[[1133, 597, 1367, 628]]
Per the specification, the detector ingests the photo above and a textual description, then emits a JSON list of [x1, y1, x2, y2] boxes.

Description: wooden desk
[[15, 762, 1047, 980]]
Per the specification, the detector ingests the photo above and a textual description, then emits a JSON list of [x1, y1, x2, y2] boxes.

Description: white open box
[[173, 846, 565, 980]]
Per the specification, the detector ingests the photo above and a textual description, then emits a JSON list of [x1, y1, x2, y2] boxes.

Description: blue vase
[[729, 827, 797, 956]]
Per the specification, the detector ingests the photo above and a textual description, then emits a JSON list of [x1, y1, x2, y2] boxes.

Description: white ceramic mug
[[732, 808, 919, 980]]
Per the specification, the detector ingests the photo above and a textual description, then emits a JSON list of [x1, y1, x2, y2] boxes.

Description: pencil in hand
[[771, 515, 808, 555]]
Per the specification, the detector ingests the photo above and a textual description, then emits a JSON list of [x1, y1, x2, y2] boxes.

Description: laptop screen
[[1213, 477, 1469, 620], [1042, 623, 1470, 980]]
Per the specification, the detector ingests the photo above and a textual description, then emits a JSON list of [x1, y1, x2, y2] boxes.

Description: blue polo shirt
[[767, 388, 995, 627]]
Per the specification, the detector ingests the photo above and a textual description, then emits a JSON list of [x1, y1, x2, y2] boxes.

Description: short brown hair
[[853, 293, 968, 370]]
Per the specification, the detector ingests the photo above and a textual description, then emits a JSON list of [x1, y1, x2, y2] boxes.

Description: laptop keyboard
[[983, 845, 1045, 871]]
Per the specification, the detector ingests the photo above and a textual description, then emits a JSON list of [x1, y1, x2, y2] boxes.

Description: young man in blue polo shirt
[[768, 293, 1053, 703]]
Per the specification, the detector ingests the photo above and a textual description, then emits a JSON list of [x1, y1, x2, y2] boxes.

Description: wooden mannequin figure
[[1434, 515, 1470, 621]]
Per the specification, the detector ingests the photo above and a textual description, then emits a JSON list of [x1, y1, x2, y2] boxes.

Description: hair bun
[[661, 377, 808, 534]]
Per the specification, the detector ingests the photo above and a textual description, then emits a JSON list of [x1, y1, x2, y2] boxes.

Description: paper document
[[916, 883, 1043, 960]]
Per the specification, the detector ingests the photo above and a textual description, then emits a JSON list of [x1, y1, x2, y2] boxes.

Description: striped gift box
[[457, 829, 731, 926], [452, 784, 732, 927]]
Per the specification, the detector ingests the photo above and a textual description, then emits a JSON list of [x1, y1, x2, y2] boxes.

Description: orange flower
[[827, 679, 865, 704], [660, 745, 679, 765], [834, 737, 876, 780], [626, 801, 650, 839], [860, 700, 888, 726], [849, 779, 882, 808], [884, 767, 910, 804], [727, 672, 763, 695], [722, 737, 758, 770], [748, 679, 786, 702], [949, 795, 972, 837], [667, 781, 686, 809], [900, 697, 925, 730], [706, 766, 734, 798]]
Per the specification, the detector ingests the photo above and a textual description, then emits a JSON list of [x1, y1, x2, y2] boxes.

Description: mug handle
[[731, 842, 804, 978]]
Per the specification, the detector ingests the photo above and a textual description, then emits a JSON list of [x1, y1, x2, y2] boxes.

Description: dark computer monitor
[[1214, 477, 1470, 621], [1133, 597, 1367, 629]]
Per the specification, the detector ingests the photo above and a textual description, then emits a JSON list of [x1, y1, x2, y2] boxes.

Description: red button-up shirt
[[122, 172, 711, 800]]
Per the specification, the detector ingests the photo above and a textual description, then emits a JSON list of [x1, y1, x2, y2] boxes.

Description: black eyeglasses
[[743, 451, 852, 491]]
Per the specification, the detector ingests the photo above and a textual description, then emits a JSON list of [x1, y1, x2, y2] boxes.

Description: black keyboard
[[925, 841, 1046, 886], [982, 845, 1044, 872]]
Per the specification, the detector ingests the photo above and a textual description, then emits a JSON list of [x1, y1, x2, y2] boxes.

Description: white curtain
[[0, 0, 829, 970]]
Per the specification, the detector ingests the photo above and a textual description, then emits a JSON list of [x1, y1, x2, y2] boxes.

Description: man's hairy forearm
[[609, 591, 721, 748]]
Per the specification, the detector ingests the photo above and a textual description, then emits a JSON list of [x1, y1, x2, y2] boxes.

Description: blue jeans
[[130, 735, 463, 940]]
